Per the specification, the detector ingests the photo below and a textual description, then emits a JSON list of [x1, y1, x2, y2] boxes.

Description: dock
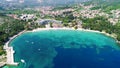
[[3, 31, 26, 66], [6, 47, 18, 65]]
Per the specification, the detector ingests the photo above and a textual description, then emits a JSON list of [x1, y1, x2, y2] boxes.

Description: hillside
[[89, 0, 120, 13], [0, 0, 89, 9]]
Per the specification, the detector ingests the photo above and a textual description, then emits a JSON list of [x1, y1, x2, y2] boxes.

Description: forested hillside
[[0, 14, 27, 55], [90, 0, 120, 13]]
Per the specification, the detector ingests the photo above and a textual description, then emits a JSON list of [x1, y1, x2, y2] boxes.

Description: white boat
[[21, 59, 25, 63]]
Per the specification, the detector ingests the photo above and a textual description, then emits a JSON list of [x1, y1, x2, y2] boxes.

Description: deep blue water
[[54, 46, 120, 68], [6, 30, 120, 68]]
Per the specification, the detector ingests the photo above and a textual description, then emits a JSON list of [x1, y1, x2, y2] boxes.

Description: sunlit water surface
[[5, 30, 120, 68]]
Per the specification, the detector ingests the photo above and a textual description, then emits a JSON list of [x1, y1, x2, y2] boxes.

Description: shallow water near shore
[[5, 30, 120, 68]]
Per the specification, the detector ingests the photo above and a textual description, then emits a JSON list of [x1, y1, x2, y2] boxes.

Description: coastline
[[30, 27, 119, 44], [29, 27, 117, 40], [1, 27, 119, 67], [3, 30, 26, 66]]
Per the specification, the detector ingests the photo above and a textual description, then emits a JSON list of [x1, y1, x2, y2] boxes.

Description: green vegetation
[[81, 16, 120, 41], [102, 4, 120, 13], [42, 15, 53, 19], [91, 4, 120, 13], [52, 6, 71, 11], [0, 46, 6, 55], [74, 7, 84, 12], [55, 11, 75, 24], [90, 0, 120, 13], [0, 12, 42, 55], [63, 23, 69, 27], [1, 0, 120, 56], [0, 9, 39, 15], [0, 15, 27, 55], [90, 6, 101, 10], [50, 22, 53, 28], [114, 23, 120, 41]]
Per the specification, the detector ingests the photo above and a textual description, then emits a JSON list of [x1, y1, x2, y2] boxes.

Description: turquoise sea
[[5, 30, 120, 68]]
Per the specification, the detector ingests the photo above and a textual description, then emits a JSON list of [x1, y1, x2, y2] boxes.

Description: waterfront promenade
[[3, 30, 26, 66], [6, 47, 18, 65]]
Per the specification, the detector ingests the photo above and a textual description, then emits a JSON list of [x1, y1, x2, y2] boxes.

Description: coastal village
[[7, 4, 120, 27], [0, 2, 120, 67]]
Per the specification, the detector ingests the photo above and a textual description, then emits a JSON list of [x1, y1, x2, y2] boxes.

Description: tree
[[50, 22, 53, 28]]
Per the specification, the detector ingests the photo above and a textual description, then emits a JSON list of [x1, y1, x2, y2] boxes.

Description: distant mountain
[[1, 0, 90, 7], [24, 0, 90, 6]]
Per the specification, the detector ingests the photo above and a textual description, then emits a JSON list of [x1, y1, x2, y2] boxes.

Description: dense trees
[[113, 23, 120, 41], [55, 12, 75, 24], [0, 16, 27, 55], [0, 46, 6, 55], [81, 16, 120, 41], [1, 9, 39, 15], [90, 0, 120, 13]]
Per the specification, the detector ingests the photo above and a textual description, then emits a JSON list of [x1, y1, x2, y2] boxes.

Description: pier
[[6, 47, 18, 65], [3, 30, 26, 66], [4, 42, 18, 65]]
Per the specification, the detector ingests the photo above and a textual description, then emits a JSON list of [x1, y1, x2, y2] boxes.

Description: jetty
[[3, 30, 26, 66], [6, 47, 18, 65], [4, 41, 18, 66]]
